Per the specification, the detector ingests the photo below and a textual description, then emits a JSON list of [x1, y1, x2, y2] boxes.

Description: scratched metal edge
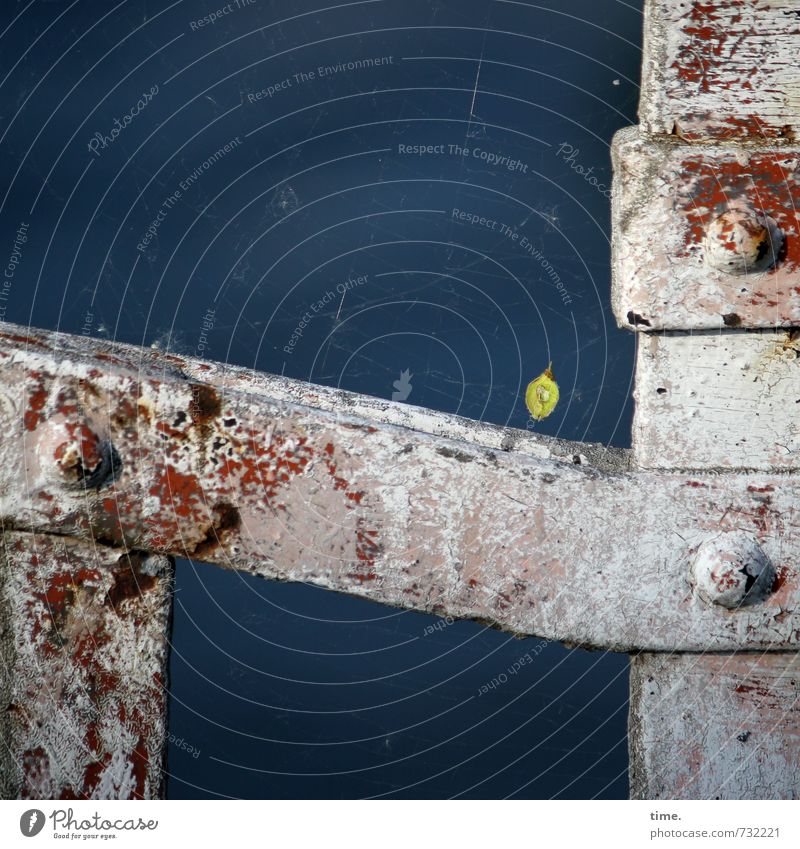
[[611, 127, 800, 331], [0, 321, 631, 476], [0, 532, 21, 798], [638, 0, 668, 137]]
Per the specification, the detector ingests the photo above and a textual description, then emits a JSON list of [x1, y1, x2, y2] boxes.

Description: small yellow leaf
[[525, 362, 559, 421]]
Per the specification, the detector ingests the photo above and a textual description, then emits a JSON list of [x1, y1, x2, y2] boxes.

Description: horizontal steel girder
[[1, 322, 799, 652]]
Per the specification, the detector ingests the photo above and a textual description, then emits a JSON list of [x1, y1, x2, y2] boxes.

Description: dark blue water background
[[0, 0, 642, 798]]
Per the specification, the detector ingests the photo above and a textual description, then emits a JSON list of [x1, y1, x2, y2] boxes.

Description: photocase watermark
[[136, 137, 242, 252], [19, 809, 45, 837], [80, 310, 94, 337], [87, 85, 159, 157], [189, 0, 255, 31], [392, 368, 413, 402], [195, 307, 215, 358], [283, 274, 368, 354], [452, 208, 573, 306], [555, 142, 612, 199], [19, 807, 158, 837], [398, 142, 528, 173], [247, 55, 394, 102], [422, 615, 453, 636], [477, 639, 549, 695], [166, 729, 201, 760], [0, 221, 29, 323]]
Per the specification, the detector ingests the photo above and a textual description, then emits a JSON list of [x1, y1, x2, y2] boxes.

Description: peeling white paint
[[634, 330, 800, 470], [630, 653, 800, 799], [641, 0, 800, 142], [0, 323, 798, 653]]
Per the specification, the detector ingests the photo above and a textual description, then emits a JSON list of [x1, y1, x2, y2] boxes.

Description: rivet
[[704, 207, 784, 275], [690, 532, 775, 609], [53, 421, 103, 477], [40, 418, 122, 490]]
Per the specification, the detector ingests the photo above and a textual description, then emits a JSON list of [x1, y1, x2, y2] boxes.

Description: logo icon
[[392, 369, 413, 402], [20, 809, 45, 837]]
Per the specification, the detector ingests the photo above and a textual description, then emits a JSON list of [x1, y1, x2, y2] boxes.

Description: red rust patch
[[734, 682, 772, 699], [772, 566, 788, 593], [53, 420, 103, 479], [190, 501, 241, 559], [12, 537, 168, 799], [33, 568, 98, 654], [105, 553, 158, 608], [24, 379, 49, 432], [189, 383, 221, 424], [353, 521, 380, 581], [230, 430, 315, 504]]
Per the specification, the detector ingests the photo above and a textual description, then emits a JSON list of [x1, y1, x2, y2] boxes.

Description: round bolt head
[[37, 416, 121, 490], [690, 532, 775, 609], [53, 420, 104, 480], [704, 207, 784, 275]]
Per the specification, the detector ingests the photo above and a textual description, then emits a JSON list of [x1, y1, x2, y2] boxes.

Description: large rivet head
[[704, 207, 784, 275], [690, 532, 775, 609], [53, 420, 103, 479], [39, 417, 122, 490]]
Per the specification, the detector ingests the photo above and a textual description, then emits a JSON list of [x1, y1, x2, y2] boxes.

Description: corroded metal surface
[[641, 0, 800, 142], [1, 322, 800, 651], [630, 653, 800, 799], [0, 532, 172, 799], [1, 0, 798, 806], [634, 330, 800, 471], [612, 129, 800, 330]]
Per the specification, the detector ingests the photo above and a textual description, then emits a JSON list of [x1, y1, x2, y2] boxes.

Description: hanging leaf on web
[[525, 362, 559, 421]]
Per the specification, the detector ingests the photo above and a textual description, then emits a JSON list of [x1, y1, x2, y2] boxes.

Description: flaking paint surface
[[641, 0, 800, 142], [613, 129, 800, 330], [0, 323, 799, 652], [0, 532, 172, 799]]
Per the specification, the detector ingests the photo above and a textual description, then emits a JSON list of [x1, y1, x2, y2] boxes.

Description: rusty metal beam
[[0, 531, 172, 799], [612, 129, 800, 331], [1, 322, 799, 652]]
